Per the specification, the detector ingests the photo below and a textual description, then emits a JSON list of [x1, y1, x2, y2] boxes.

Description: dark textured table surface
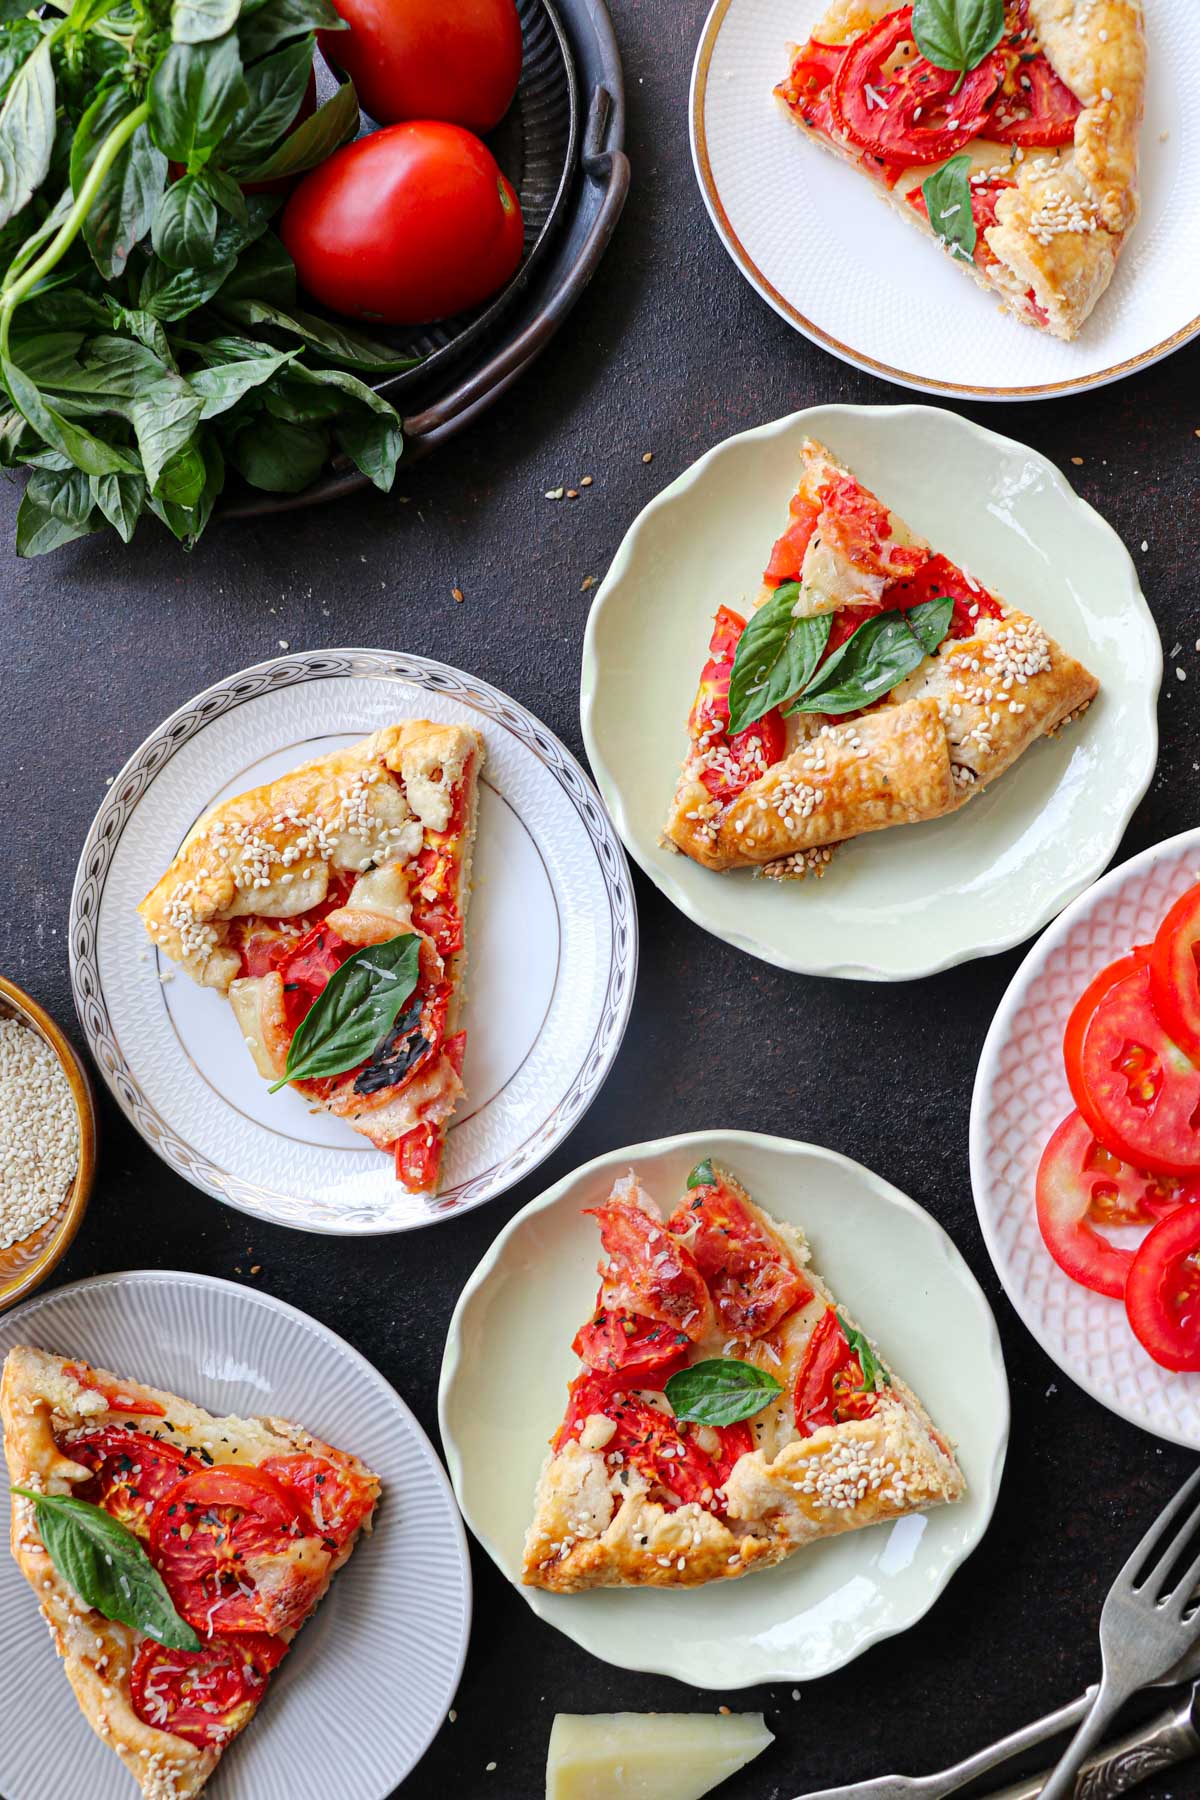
[[3, 1, 1199, 1796]]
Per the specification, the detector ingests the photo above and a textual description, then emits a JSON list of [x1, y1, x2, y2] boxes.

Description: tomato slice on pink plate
[[1126, 1205, 1200, 1371], [1150, 883, 1200, 1064]]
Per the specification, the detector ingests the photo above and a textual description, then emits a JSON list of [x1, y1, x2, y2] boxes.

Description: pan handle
[[401, 83, 630, 453]]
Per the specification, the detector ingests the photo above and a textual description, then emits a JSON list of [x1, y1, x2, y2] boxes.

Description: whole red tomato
[[319, 0, 523, 133], [280, 122, 525, 325]]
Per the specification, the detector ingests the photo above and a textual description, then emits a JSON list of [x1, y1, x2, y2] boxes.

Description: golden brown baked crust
[[775, 0, 1145, 339], [664, 438, 1098, 870], [522, 1172, 964, 1594], [2, 1347, 380, 1800]]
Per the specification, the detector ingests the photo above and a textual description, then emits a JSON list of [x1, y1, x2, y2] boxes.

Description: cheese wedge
[[546, 1712, 774, 1800]]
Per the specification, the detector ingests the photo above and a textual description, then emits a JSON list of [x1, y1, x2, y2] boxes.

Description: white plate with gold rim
[[581, 403, 1160, 981], [70, 649, 637, 1234], [439, 1130, 1008, 1688], [691, 0, 1198, 399]]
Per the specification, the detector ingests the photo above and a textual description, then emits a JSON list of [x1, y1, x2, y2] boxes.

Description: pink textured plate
[[970, 828, 1200, 1446]]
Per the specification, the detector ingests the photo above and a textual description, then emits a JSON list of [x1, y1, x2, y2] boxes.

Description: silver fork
[[1039, 1464, 1200, 1800]]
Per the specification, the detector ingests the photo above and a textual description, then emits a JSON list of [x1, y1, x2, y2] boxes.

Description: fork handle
[[1038, 1676, 1129, 1800]]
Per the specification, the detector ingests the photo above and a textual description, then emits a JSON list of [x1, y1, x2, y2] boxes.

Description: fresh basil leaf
[[788, 600, 953, 716], [102, 300, 176, 365], [70, 84, 167, 280], [0, 18, 42, 102], [920, 155, 977, 264], [3, 356, 140, 475], [236, 76, 357, 183], [16, 474, 101, 554], [335, 406, 400, 491], [905, 594, 955, 655], [0, 33, 55, 232], [150, 36, 249, 167], [214, 230, 295, 305], [225, 34, 314, 162], [264, 361, 399, 488], [911, 0, 1004, 87], [687, 1158, 715, 1190], [726, 583, 832, 736], [664, 1358, 783, 1428], [44, 336, 202, 490], [272, 932, 422, 1089], [238, 0, 342, 63], [151, 170, 219, 268], [173, 0, 242, 45], [90, 469, 145, 541], [2, 187, 73, 287], [12, 1489, 202, 1649], [834, 1312, 892, 1395], [218, 295, 416, 370], [191, 344, 296, 418], [154, 435, 208, 505], [147, 428, 223, 542], [7, 330, 87, 384], [202, 163, 249, 224], [139, 251, 237, 318], [230, 409, 327, 491]]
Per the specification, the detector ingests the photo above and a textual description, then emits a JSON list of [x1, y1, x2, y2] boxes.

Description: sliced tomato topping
[[688, 606, 787, 802], [817, 474, 927, 580], [572, 1293, 692, 1387], [259, 1453, 375, 1551], [553, 1375, 752, 1512], [666, 1181, 811, 1338], [1067, 960, 1200, 1176], [882, 550, 1006, 638], [274, 924, 355, 1034], [1125, 1205, 1200, 1372], [830, 7, 1005, 170], [1150, 884, 1200, 1064], [62, 1362, 166, 1417], [779, 37, 844, 135], [237, 873, 356, 979], [62, 1427, 193, 1538], [149, 1464, 321, 1637], [793, 1308, 882, 1434], [131, 1634, 287, 1749], [408, 844, 464, 958], [588, 1199, 713, 1341], [393, 1121, 443, 1192], [1036, 1111, 1198, 1299], [763, 495, 820, 588], [990, 44, 1081, 145]]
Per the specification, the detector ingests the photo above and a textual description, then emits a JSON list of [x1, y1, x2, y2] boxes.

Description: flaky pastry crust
[[3, 1347, 379, 1800], [523, 1174, 964, 1594], [775, 0, 1145, 339], [664, 439, 1098, 870]]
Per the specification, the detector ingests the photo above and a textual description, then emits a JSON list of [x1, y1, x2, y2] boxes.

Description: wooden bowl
[[0, 977, 97, 1312]]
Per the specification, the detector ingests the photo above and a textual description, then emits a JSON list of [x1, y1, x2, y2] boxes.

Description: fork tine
[[1163, 1539, 1200, 1616], [1121, 1465, 1200, 1594]]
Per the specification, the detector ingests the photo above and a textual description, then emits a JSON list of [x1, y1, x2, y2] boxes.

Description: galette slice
[[523, 1163, 963, 1593], [775, 0, 1144, 340], [138, 720, 483, 1194], [3, 1346, 379, 1800], [664, 437, 1097, 875]]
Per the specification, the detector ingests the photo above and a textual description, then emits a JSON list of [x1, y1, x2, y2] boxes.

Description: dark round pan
[[226, 0, 628, 516]]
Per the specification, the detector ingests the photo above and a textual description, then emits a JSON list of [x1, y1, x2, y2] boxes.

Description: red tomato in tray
[[1066, 958, 1200, 1176], [1125, 1205, 1200, 1371], [1035, 1110, 1198, 1299], [319, 0, 522, 133], [281, 122, 524, 326], [1150, 884, 1200, 1064]]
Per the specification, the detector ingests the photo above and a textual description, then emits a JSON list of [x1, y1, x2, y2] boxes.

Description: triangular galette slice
[[522, 1164, 963, 1592], [3, 1347, 380, 1799], [664, 438, 1097, 876], [774, 0, 1144, 339], [138, 720, 483, 1194]]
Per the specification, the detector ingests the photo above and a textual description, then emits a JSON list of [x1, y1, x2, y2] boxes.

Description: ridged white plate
[[70, 649, 637, 1234], [691, 0, 1198, 399], [0, 1270, 470, 1800], [581, 404, 1160, 980], [971, 828, 1200, 1447], [440, 1131, 1008, 1688]]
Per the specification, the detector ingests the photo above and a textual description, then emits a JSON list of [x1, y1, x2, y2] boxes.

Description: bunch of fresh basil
[[0, 0, 417, 556]]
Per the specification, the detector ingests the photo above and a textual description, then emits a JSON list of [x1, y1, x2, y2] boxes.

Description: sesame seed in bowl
[[0, 977, 97, 1312]]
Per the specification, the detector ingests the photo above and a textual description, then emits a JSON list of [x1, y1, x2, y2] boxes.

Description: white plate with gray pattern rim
[[971, 828, 1200, 1448], [0, 1268, 470, 1800], [70, 649, 637, 1234]]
